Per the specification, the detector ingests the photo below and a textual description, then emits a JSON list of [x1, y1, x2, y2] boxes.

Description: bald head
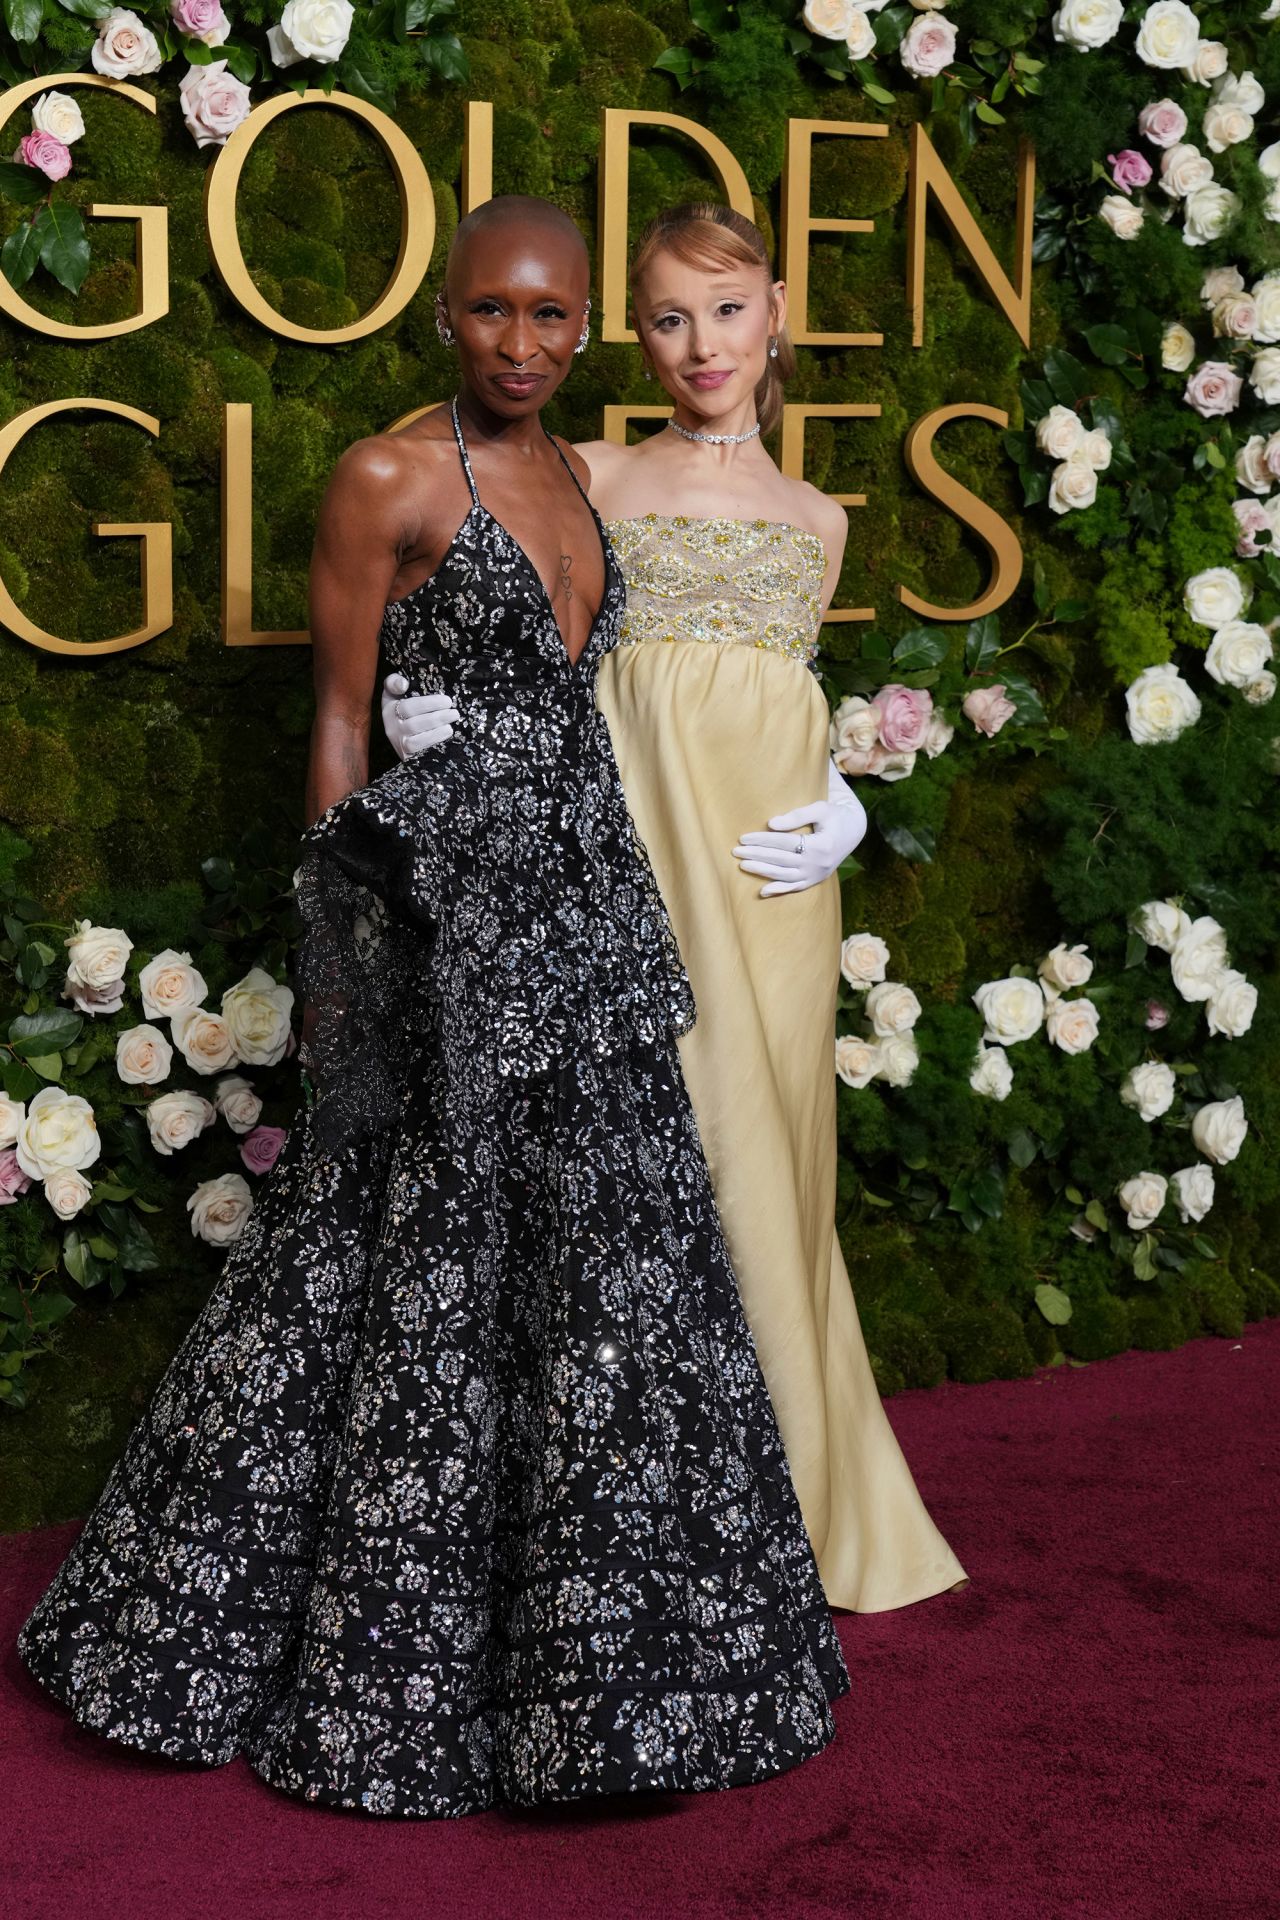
[[447, 195, 588, 290]]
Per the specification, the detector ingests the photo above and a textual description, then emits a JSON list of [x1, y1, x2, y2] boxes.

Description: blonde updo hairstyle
[[628, 202, 796, 436]]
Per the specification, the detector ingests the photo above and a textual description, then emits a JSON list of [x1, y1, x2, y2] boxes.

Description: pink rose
[[1138, 99, 1188, 148], [875, 683, 934, 753], [1183, 361, 1243, 419], [962, 685, 1017, 737], [1145, 1000, 1171, 1030], [0, 1148, 34, 1204], [1108, 149, 1153, 195], [240, 1124, 287, 1175], [900, 13, 957, 79], [1233, 498, 1272, 558], [16, 130, 71, 181], [179, 60, 252, 148], [170, 0, 229, 41]]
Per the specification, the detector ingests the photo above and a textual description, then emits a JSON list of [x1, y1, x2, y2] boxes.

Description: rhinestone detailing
[[605, 514, 826, 667]]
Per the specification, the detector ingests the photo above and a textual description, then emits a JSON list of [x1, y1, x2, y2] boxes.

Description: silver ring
[[793, 839, 804, 856]]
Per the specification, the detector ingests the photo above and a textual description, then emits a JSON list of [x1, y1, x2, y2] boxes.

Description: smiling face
[[441, 206, 590, 418], [635, 249, 787, 422]]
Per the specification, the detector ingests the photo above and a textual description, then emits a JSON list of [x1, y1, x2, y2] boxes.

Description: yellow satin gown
[[597, 514, 966, 1613]]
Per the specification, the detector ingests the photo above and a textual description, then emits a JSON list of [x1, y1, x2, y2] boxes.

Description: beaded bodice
[[604, 514, 826, 668]]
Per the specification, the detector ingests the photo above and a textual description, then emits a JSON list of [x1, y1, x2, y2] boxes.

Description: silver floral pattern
[[16, 403, 848, 1818]]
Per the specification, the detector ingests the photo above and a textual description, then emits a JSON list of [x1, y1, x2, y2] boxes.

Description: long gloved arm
[[732, 759, 868, 898]]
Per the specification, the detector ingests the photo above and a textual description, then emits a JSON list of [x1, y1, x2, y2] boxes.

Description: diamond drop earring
[[436, 304, 455, 348], [768, 336, 779, 360], [575, 297, 592, 355]]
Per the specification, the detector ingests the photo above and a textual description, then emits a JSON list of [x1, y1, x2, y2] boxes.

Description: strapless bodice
[[604, 514, 826, 668]]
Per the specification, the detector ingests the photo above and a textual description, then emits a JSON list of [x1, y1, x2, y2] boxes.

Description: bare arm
[[813, 494, 850, 617], [305, 438, 417, 826]]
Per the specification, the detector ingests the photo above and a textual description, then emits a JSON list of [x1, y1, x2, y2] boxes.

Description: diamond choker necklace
[[667, 418, 762, 446]]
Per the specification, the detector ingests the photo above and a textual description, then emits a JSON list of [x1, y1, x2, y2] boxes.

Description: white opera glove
[[380, 673, 459, 758], [732, 759, 868, 898]]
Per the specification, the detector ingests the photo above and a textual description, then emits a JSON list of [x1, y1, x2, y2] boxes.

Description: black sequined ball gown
[[17, 402, 848, 1818]]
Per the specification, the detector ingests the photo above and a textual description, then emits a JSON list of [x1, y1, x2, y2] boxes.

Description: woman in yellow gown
[[384, 203, 965, 1613]]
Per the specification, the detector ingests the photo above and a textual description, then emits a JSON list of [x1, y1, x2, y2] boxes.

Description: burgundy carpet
[[3, 1324, 1277, 1920]]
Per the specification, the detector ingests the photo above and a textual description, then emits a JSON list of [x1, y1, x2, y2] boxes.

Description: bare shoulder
[[569, 436, 627, 489], [320, 420, 457, 546], [781, 479, 848, 565]]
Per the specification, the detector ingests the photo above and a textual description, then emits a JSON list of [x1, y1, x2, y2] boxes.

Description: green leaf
[[998, 669, 1046, 726], [182, 33, 214, 61], [891, 626, 949, 672], [1007, 1127, 1037, 1170], [969, 1165, 1004, 1219], [879, 822, 935, 865], [1084, 1198, 1108, 1231], [54, 0, 114, 16], [28, 1288, 76, 1328], [25, 1052, 62, 1081], [220, 36, 257, 82], [10, 1009, 83, 1056], [34, 201, 90, 297], [419, 29, 468, 82], [1124, 929, 1148, 970], [1082, 322, 1131, 368], [1050, 598, 1089, 623], [1192, 1235, 1218, 1260], [338, 48, 396, 111], [974, 100, 1005, 125], [2, 0, 42, 42], [1132, 1234, 1158, 1283], [653, 46, 696, 88], [965, 613, 1001, 673], [1042, 347, 1088, 407], [2, 1057, 41, 1103], [1035, 1282, 1073, 1326], [0, 159, 49, 208]]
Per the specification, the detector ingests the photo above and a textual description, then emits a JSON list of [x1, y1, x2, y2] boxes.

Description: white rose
[[1035, 404, 1085, 460], [115, 1023, 173, 1087], [1252, 275, 1280, 345], [1117, 1171, 1167, 1230], [1244, 671, 1277, 705], [1249, 348, 1280, 404], [1210, 292, 1257, 337], [1204, 620, 1273, 689], [1201, 264, 1244, 306], [1205, 969, 1257, 1038], [1051, 0, 1122, 49], [1120, 1061, 1177, 1121], [1160, 321, 1196, 371], [188, 1171, 254, 1245], [0, 1092, 26, 1149], [972, 976, 1045, 1046], [1182, 566, 1246, 628], [31, 90, 86, 145], [1098, 193, 1145, 240], [969, 1045, 1013, 1101], [171, 1005, 239, 1075], [1190, 1095, 1248, 1164], [840, 932, 889, 988], [1183, 184, 1241, 247], [1260, 141, 1280, 181], [43, 1167, 92, 1222], [1202, 101, 1253, 153], [1170, 1163, 1214, 1223], [64, 918, 132, 992], [876, 1032, 919, 1087], [846, 10, 875, 57], [922, 710, 954, 758], [1049, 451, 1099, 513], [876, 748, 917, 782], [63, 973, 126, 1017], [865, 981, 921, 1037], [1045, 995, 1100, 1054], [267, 0, 353, 66], [835, 1035, 880, 1088], [1082, 428, 1112, 471], [830, 694, 881, 758], [1125, 663, 1202, 743], [15, 1085, 100, 1181], [1235, 433, 1273, 494], [221, 967, 294, 1066], [899, 13, 957, 79], [1265, 183, 1280, 226], [1159, 143, 1213, 199], [1134, 0, 1199, 69], [137, 947, 208, 1020], [1182, 39, 1227, 85], [145, 1090, 216, 1157], [1039, 942, 1093, 990], [802, 0, 856, 36], [1131, 899, 1191, 952], [213, 1073, 263, 1134], [1212, 71, 1264, 115], [1169, 915, 1230, 1002], [91, 7, 163, 76]]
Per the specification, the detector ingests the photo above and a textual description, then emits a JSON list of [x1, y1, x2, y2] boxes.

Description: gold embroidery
[[605, 514, 825, 666]]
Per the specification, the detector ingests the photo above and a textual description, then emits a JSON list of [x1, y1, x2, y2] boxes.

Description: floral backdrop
[[1, 0, 1278, 1529]]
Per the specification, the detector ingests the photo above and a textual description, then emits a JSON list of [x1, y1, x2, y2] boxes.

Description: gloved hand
[[732, 759, 868, 898], [380, 673, 459, 759]]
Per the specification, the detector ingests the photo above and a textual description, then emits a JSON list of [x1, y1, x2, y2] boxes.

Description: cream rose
[[1204, 620, 1273, 689], [1169, 915, 1229, 1002], [1201, 265, 1244, 306], [65, 918, 132, 993], [1249, 348, 1280, 404], [840, 932, 889, 988], [0, 1093, 23, 1150], [1252, 275, 1280, 345], [1051, 0, 1121, 49], [146, 1090, 216, 1156], [1120, 1061, 1176, 1121], [1097, 193, 1144, 241], [1131, 899, 1191, 952], [1045, 995, 1099, 1054], [15, 1086, 100, 1181], [138, 947, 208, 1020], [188, 1171, 254, 1245], [1035, 404, 1085, 460], [802, 0, 856, 36], [865, 981, 921, 1037], [213, 1073, 263, 1134], [43, 1166, 92, 1221], [1082, 429, 1112, 471], [876, 1033, 919, 1088], [1183, 567, 1246, 628], [1183, 184, 1241, 248], [846, 11, 875, 57], [969, 1045, 1013, 1101], [1203, 100, 1253, 154], [1125, 663, 1201, 743], [830, 694, 881, 760], [171, 1005, 239, 1075], [1182, 40, 1227, 85], [1170, 1163, 1214, 1223], [115, 1023, 173, 1087], [1205, 969, 1257, 1039], [1190, 1095, 1248, 1164], [835, 1034, 881, 1089], [91, 7, 162, 76], [1260, 141, 1280, 181], [1039, 942, 1093, 991], [267, 0, 353, 66], [1117, 1171, 1167, 1230], [1159, 143, 1213, 198], [1135, 0, 1199, 69], [221, 967, 294, 1066], [1235, 434, 1272, 494], [972, 976, 1045, 1046], [1244, 671, 1276, 706], [922, 710, 954, 758], [963, 685, 1017, 737], [1049, 451, 1101, 512], [1160, 322, 1195, 371], [1210, 293, 1257, 338], [31, 91, 86, 145]]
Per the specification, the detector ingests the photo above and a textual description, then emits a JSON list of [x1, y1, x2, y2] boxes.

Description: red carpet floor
[[2, 1323, 1277, 1920]]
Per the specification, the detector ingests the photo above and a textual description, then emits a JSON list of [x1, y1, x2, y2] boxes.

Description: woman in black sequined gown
[[16, 198, 847, 1817]]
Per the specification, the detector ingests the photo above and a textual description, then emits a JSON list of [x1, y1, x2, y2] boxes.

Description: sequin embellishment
[[605, 515, 826, 667]]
